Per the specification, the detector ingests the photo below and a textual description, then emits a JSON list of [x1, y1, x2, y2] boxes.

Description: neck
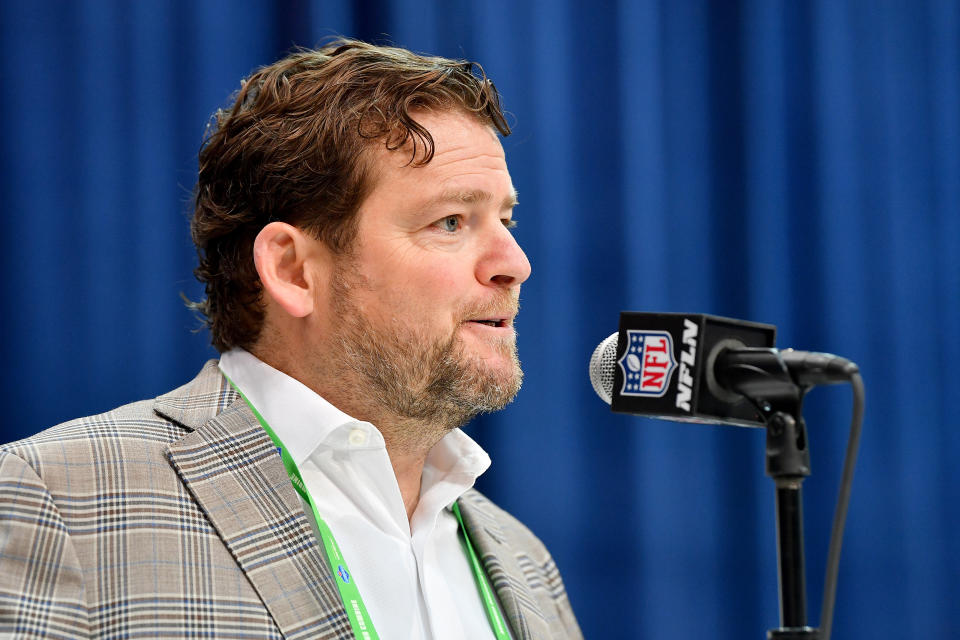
[[385, 444, 430, 523], [376, 415, 449, 524], [248, 342, 449, 523]]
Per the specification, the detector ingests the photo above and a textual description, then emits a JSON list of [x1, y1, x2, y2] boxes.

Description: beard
[[325, 260, 523, 439]]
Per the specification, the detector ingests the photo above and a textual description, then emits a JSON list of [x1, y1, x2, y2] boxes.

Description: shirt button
[[348, 428, 368, 446]]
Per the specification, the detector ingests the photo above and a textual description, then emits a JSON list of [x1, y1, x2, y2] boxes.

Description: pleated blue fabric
[[1, 2, 956, 637]]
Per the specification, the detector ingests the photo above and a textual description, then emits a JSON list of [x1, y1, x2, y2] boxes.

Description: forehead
[[367, 109, 511, 194]]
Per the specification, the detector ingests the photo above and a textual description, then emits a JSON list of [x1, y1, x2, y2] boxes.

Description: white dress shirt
[[219, 349, 505, 640]]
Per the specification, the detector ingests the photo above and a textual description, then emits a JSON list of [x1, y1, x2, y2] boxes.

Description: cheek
[[434, 268, 463, 291], [376, 256, 467, 300], [357, 246, 474, 324], [397, 271, 464, 315], [387, 270, 470, 333]]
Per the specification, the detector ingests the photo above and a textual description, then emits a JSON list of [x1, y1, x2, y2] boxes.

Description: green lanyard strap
[[224, 373, 510, 640], [225, 375, 377, 640], [451, 501, 511, 639]]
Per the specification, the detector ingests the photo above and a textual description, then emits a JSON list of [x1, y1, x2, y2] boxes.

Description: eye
[[502, 218, 517, 230], [437, 215, 461, 232]]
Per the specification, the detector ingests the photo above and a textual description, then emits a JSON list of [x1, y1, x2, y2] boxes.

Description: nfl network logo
[[617, 330, 678, 397]]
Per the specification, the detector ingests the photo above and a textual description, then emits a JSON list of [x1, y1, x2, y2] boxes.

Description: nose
[[476, 221, 532, 288]]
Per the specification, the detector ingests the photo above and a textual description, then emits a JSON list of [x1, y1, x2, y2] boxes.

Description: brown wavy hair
[[190, 39, 510, 352]]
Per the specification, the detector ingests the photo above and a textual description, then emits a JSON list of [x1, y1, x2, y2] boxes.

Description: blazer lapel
[[457, 491, 554, 640], [157, 362, 352, 640]]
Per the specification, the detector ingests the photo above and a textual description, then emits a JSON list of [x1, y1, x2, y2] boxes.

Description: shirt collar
[[425, 429, 490, 487], [219, 348, 363, 466]]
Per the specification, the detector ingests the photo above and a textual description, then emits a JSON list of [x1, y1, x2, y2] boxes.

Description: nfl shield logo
[[617, 330, 678, 397]]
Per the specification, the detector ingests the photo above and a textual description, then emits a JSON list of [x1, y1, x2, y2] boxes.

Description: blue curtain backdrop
[[1, 1, 957, 638]]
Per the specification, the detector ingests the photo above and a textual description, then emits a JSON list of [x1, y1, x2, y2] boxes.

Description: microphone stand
[[764, 409, 819, 639], [716, 350, 821, 638]]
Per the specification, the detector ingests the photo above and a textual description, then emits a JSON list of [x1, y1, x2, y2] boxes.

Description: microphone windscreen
[[589, 333, 618, 405]]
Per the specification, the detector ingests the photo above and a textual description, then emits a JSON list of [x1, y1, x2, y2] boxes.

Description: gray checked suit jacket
[[0, 361, 582, 639]]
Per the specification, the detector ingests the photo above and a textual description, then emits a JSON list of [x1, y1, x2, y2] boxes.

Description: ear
[[253, 222, 324, 318]]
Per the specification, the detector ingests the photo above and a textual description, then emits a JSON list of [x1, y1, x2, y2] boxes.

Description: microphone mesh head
[[589, 333, 619, 405]]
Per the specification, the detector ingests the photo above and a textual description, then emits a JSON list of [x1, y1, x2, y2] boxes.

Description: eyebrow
[[431, 188, 519, 210]]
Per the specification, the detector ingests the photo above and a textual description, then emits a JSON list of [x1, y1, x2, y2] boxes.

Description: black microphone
[[589, 312, 858, 427]]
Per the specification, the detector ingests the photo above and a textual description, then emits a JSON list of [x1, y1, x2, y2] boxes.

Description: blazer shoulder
[[1, 398, 186, 469], [459, 488, 551, 556], [458, 488, 584, 639], [0, 360, 231, 476]]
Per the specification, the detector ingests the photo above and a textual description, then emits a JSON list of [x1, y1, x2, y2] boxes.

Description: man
[[0, 40, 582, 639]]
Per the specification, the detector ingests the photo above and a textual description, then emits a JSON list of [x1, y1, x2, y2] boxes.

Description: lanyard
[[223, 374, 511, 640], [451, 501, 511, 639]]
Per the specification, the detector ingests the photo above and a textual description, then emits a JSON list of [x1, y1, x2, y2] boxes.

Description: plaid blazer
[[0, 361, 582, 639]]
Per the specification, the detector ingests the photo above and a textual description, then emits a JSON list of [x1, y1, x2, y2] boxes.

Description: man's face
[[318, 109, 531, 432]]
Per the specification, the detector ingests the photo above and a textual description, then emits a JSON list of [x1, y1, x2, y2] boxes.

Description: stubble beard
[[325, 261, 523, 449]]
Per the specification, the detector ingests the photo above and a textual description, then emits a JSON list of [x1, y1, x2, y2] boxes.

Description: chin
[[466, 355, 523, 394]]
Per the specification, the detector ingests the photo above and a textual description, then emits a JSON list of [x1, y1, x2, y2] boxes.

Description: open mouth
[[468, 318, 509, 328]]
